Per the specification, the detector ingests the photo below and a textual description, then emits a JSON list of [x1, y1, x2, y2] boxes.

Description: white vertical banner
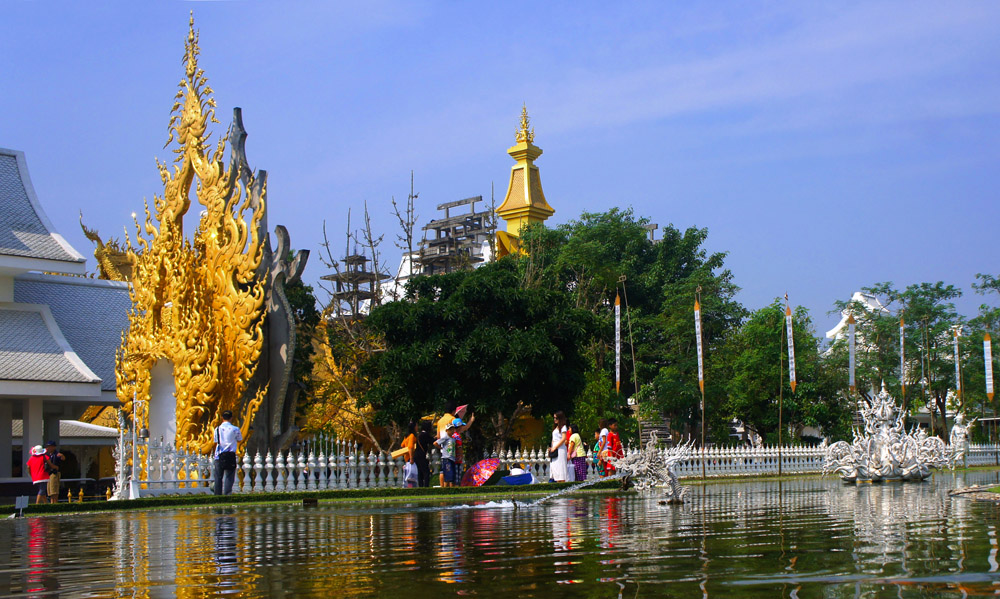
[[785, 298, 797, 393], [985, 333, 994, 400], [695, 298, 704, 394], [615, 293, 621, 394], [954, 328, 962, 397], [848, 314, 856, 393], [899, 315, 906, 397]]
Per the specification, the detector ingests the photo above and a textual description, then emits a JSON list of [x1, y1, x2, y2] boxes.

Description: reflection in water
[[2, 471, 1000, 597], [26, 517, 59, 597]]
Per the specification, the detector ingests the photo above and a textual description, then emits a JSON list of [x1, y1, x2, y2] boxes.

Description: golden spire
[[495, 104, 554, 256], [515, 103, 535, 144], [117, 14, 267, 455]]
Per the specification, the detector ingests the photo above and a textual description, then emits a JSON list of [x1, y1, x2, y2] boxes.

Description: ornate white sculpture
[[948, 413, 976, 470], [824, 385, 948, 482], [606, 433, 693, 502]]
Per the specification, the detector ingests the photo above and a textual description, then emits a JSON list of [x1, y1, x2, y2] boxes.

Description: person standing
[[43, 442, 63, 503], [413, 421, 434, 488], [549, 412, 569, 483], [567, 424, 588, 482], [435, 418, 464, 487], [401, 421, 418, 488], [212, 411, 242, 496], [602, 419, 624, 477], [26, 446, 49, 504]]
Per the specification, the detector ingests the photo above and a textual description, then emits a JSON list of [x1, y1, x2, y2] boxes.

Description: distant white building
[[825, 291, 890, 343]]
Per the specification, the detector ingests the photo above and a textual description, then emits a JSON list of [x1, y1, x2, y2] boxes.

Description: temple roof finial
[[515, 103, 534, 144]]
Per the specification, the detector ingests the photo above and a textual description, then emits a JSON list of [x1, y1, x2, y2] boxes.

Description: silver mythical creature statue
[[824, 385, 948, 482], [606, 433, 694, 502]]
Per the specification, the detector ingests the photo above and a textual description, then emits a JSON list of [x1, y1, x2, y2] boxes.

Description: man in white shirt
[[213, 410, 242, 495]]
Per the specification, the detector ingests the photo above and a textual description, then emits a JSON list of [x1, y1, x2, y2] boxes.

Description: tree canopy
[[362, 258, 596, 449]]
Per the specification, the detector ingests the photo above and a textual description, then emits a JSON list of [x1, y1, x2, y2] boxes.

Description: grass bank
[[2, 480, 624, 517]]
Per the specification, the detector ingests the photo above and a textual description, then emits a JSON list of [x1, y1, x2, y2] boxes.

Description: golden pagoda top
[[495, 104, 554, 256], [515, 104, 534, 144]]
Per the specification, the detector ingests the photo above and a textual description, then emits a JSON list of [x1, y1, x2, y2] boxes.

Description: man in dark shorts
[[44, 441, 64, 502]]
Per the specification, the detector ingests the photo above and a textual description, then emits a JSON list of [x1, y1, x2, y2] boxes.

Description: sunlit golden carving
[[80, 215, 133, 281], [116, 15, 266, 454], [515, 103, 534, 144]]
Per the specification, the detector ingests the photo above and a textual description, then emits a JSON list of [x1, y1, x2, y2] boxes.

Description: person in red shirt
[[26, 445, 49, 504], [602, 419, 624, 476]]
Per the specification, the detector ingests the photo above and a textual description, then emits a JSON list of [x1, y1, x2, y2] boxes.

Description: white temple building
[[0, 148, 128, 487]]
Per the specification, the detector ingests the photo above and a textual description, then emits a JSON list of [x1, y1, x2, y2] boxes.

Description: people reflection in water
[[437, 510, 468, 583], [601, 497, 622, 550], [25, 516, 60, 596], [214, 512, 239, 578]]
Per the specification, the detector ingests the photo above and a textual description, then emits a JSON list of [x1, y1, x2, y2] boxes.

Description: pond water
[[3, 471, 1000, 598]]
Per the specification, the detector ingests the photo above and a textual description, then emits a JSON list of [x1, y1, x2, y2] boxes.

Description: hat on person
[[447, 418, 465, 429], [44, 441, 57, 447], [31, 445, 45, 456]]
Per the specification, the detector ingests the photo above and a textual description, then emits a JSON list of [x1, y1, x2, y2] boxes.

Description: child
[[435, 418, 464, 487], [602, 419, 623, 476], [592, 430, 606, 477]]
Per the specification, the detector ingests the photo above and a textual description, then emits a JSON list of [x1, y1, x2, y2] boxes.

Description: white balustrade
[[119, 437, 1000, 497]]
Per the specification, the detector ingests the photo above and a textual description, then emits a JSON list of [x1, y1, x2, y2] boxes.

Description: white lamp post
[[128, 392, 148, 500]]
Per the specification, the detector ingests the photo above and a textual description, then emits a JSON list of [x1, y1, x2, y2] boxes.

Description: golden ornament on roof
[[515, 103, 535, 144]]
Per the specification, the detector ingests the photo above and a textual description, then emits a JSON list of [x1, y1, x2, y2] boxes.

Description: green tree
[[518, 209, 745, 443], [362, 259, 597, 452], [724, 301, 850, 444], [284, 279, 321, 401]]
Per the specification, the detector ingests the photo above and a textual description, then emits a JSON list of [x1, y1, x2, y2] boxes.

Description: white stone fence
[[118, 438, 1000, 498]]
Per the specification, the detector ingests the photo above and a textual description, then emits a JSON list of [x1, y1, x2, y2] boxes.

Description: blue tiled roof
[[0, 149, 84, 264], [0, 306, 99, 384], [14, 274, 130, 391]]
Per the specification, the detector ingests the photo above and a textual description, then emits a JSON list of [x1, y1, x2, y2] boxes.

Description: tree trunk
[[935, 392, 949, 440]]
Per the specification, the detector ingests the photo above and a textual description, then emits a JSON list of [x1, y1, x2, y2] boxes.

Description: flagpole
[[694, 286, 706, 479], [848, 312, 857, 419], [985, 333, 994, 403], [778, 301, 784, 478], [615, 292, 621, 395], [781, 294, 796, 477], [900, 312, 907, 416]]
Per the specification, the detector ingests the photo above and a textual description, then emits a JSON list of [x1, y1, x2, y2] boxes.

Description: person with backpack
[[212, 411, 242, 495], [413, 420, 435, 488], [43, 441, 64, 502], [26, 445, 49, 504]]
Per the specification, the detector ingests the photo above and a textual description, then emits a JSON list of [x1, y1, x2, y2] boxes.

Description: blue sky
[[2, 2, 998, 335]]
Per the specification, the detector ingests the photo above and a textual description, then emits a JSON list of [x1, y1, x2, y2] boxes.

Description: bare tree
[[390, 171, 419, 301]]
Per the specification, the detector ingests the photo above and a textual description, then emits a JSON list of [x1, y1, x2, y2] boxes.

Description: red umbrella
[[461, 458, 501, 487]]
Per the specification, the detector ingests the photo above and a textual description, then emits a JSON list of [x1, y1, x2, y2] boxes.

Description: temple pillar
[[22, 398, 43, 479], [0, 401, 12, 477], [148, 359, 177, 447], [43, 414, 60, 447]]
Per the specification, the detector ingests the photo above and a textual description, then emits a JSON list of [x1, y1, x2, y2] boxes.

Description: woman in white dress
[[549, 411, 569, 482]]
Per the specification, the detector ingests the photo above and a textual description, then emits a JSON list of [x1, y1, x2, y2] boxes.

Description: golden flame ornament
[[116, 15, 267, 454]]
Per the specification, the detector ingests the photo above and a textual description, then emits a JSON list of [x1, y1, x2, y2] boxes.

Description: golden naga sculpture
[[116, 16, 267, 454], [80, 214, 133, 281]]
